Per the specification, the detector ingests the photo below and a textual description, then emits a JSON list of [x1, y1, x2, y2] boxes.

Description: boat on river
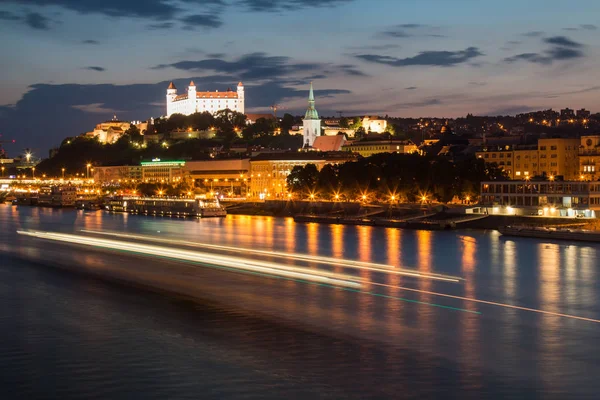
[[498, 225, 600, 243], [106, 196, 226, 218]]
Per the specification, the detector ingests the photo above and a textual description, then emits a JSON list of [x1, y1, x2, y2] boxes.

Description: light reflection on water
[[1, 207, 600, 398]]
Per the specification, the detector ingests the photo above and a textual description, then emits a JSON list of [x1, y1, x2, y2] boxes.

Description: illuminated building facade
[[166, 81, 245, 117]]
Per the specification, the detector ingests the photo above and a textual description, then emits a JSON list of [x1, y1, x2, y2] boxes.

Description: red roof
[[167, 82, 176, 90], [196, 92, 238, 99], [189, 80, 196, 87]]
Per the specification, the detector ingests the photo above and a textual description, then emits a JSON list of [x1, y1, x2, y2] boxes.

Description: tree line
[[286, 152, 507, 203]]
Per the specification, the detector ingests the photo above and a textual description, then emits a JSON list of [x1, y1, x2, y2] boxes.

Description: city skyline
[[1, 0, 600, 153]]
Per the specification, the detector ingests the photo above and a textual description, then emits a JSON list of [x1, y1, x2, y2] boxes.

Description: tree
[[339, 117, 349, 129], [354, 127, 366, 140], [317, 164, 339, 195], [280, 113, 295, 134], [350, 116, 362, 130], [286, 164, 319, 194]]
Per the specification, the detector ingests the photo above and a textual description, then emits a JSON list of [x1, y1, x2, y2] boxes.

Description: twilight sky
[[1, 0, 600, 154]]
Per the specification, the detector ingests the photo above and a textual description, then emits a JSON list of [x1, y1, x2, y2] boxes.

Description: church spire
[[304, 82, 319, 120]]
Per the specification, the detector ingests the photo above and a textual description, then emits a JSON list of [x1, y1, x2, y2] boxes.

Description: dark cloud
[[522, 31, 544, 37], [355, 47, 482, 67], [84, 66, 106, 72], [544, 36, 582, 48], [181, 13, 222, 29], [486, 105, 535, 116], [563, 24, 597, 31], [377, 23, 444, 39], [3, 0, 223, 20], [235, 0, 353, 12], [25, 12, 51, 30], [0, 77, 351, 153], [468, 81, 487, 87], [147, 22, 174, 30], [0, 10, 21, 21], [404, 86, 417, 90], [82, 39, 99, 44], [347, 44, 401, 51], [392, 98, 442, 109], [153, 52, 366, 80], [505, 36, 585, 64]]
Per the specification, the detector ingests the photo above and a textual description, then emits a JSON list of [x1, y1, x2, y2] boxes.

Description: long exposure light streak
[[80, 229, 461, 283], [370, 282, 600, 324], [17, 231, 362, 289]]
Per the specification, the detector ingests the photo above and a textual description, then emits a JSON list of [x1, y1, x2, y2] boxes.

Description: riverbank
[[225, 200, 598, 231]]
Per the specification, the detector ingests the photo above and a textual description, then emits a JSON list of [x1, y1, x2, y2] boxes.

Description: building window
[[540, 146, 546, 150], [516, 171, 521, 176], [551, 154, 557, 158], [551, 146, 557, 150]]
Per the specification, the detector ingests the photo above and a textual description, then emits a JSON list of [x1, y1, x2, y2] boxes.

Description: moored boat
[[498, 225, 600, 243], [106, 196, 226, 218]]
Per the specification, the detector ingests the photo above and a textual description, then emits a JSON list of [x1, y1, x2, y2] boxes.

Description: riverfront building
[[480, 180, 600, 217], [580, 135, 600, 181], [141, 159, 185, 183], [341, 139, 418, 158], [166, 81, 244, 117], [476, 137, 580, 180]]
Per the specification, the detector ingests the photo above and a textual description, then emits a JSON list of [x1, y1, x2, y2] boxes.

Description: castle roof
[[167, 82, 176, 90], [238, 81, 244, 87], [174, 92, 239, 101], [189, 80, 196, 87]]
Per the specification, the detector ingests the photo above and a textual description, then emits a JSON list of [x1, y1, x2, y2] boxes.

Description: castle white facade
[[166, 81, 245, 117], [303, 82, 321, 147]]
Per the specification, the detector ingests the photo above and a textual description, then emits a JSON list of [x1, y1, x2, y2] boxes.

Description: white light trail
[[80, 229, 461, 283], [370, 282, 600, 324], [17, 231, 362, 289]]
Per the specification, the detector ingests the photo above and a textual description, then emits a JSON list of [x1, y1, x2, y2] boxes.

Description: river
[[0, 204, 599, 399]]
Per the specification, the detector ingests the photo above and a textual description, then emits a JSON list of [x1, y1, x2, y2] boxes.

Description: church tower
[[302, 82, 321, 147], [187, 81, 197, 115], [166, 82, 177, 117]]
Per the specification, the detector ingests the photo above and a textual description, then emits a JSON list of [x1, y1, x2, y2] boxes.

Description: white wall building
[[303, 82, 321, 147], [166, 81, 245, 117]]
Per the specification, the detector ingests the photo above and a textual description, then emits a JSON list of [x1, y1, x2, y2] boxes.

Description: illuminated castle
[[166, 81, 245, 117]]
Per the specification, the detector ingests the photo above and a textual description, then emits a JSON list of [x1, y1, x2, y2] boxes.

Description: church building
[[303, 82, 321, 147], [166, 81, 245, 117]]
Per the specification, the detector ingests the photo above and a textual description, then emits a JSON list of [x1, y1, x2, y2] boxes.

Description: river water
[[0, 204, 599, 399]]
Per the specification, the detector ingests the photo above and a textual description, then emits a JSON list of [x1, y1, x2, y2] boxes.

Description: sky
[[1, 0, 600, 155]]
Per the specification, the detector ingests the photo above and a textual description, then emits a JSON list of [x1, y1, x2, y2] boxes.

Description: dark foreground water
[[1, 204, 599, 399]]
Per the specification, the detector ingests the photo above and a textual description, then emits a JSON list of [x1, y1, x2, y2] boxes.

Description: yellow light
[[465, 196, 470, 202], [421, 196, 427, 202], [549, 175, 554, 181]]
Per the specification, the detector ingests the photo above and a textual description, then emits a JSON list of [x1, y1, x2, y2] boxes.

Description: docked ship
[[37, 186, 77, 207], [498, 225, 600, 243], [106, 196, 227, 218]]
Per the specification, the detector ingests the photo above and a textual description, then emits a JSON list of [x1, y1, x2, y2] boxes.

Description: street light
[[86, 163, 91, 179], [25, 152, 31, 163], [1, 166, 4, 177], [32, 167, 35, 179]]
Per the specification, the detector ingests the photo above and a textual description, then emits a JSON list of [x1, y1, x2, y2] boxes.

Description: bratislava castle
[[166, 81, 245, 117]]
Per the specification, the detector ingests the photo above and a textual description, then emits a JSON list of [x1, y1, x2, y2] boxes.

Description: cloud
[[504, 36, 585, 64], [468, 81, 487, 87], [235, 0, 353, 12], [486, 105, 535, 116], [71, 103, 120, 114], [25, 12, 51, 30], [0, 10, 21, 21], [153, 52, 366, 80], [404, 86, 417, 90], [181, 14, 222, 29], [355, 47, 483, 67], [84, 66, 106, 72], [82, 39, 99, 44], [522, 31, 544, 37], [544, 36, 582, 48], [147, 22, 174, 30], [391, 98, 443, 109], [347, 44, 401, 51], [377, 23, 445, 39], [563, 24, 597, 31]]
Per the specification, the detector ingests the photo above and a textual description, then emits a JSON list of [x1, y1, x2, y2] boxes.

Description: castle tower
[[166, 82, 177, 117], [187, 80, 197, 115], [302, 82, 321, 147], [237, 81, 245, 115]]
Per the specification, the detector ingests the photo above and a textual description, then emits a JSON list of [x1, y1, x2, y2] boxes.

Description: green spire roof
[[304, 82, 319, 120]]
